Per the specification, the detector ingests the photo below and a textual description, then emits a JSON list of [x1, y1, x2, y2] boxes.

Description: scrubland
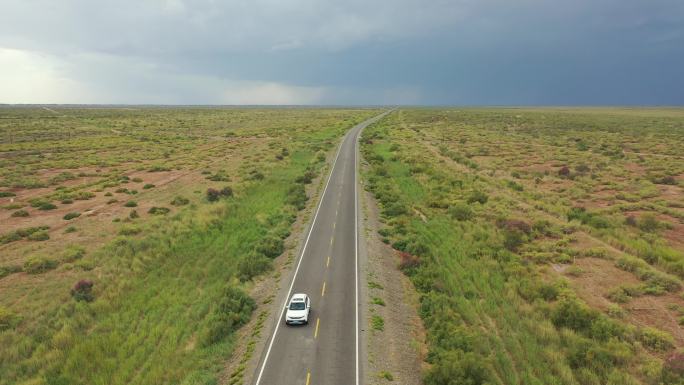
[[361, 108, 684, 385], [0, 107, 377, 385]]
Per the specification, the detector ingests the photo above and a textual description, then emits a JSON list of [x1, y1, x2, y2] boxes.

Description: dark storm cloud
[[0, 0, 682, 104]]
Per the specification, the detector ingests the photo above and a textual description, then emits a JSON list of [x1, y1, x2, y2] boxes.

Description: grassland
[[361, 108, 684, 385], [0, 106, 377, 385]]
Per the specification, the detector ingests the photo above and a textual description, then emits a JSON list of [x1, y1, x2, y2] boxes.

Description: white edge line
[[254, 122, 349, 385]]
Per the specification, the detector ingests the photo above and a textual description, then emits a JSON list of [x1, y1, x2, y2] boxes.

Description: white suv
[[285, 293, 310, 325]]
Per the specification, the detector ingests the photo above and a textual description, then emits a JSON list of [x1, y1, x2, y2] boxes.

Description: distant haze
[[1, 0, 683, 105]]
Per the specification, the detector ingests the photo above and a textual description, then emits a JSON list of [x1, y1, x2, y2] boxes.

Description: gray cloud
[[1, 0, 683, 104]]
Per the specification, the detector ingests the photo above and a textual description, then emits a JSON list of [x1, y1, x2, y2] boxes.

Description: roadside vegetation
[[361, 108, 684, 384], [0, 107, 377, 385]]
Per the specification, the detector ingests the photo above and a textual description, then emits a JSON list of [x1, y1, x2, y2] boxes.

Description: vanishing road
[[253, 111, 389, 385]]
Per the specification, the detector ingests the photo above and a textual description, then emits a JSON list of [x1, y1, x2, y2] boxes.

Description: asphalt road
[[252, 111, 389, 385]]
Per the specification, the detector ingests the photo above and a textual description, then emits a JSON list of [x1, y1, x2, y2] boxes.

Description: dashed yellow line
[[333, 222, 336, 229], [314, 318, 320, 338], [326, 256, 330, 267], [330, 236, 334, 245], [306, 370, 311, 385], [321, 281, 326, 297]]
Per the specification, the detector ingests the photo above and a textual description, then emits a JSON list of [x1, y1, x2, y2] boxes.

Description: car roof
[[291, 293, 308, 301]]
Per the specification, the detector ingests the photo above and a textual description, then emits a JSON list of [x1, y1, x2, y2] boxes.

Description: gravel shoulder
[[358, 161, 426, 385]]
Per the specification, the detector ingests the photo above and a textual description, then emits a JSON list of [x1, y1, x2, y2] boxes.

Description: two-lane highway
[[253, 111, 389, 385]]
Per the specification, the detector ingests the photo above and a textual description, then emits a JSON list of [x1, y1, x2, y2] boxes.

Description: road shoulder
[[358, 155, 426, 385]]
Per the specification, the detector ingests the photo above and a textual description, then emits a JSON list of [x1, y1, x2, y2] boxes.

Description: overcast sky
[[1, 0, 683, 105]]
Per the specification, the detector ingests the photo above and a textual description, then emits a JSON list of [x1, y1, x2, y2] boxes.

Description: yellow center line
[[306, 371, 311, 385], [333, 222, 336, 229], [330, 236, 334, 245], [321, 281, 326, 297], [326, 256, 330, 267], [314, 318, 320, 338]]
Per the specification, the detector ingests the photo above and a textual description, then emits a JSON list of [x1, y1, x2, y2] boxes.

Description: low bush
[[237, 253, 272, 282], [23, 256, 58, 274], [27, 230, 49, 241], [170, 196, 190, 206], [148, 206, 170, 215], [467, 191, 488, 204], [71, 279, 94, 302], [256, 236, 284, 258], [38, 202, 57, 210], [199, 286, 255, 346], [143, 183, 155, 189], [371, 315, 384, 331], [0, 264, 22, 279], [124, 201, 137, 207], [551, 298, 598, 334], [64, 226, 77, 233], [286, 184, 307, 210], [0, 306, 19, 331], [11, 209, 29, 217], [118, 225, 141, 236], [448, 203, 473, 221], [425, 351, 489, 385], [639, 327, 674, 352], [132, 177, 143, 183], [62, 245, 86, 262], [0, 191, 16, 197], [129, 210, 139, 219], [63, 212, 81, 220], [638, 214, 661, 232]]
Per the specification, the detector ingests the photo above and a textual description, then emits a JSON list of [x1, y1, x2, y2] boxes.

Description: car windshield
[[289, 301, 306, 310]]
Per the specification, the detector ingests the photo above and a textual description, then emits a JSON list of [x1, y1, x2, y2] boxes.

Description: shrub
[[220, 186, 233, 197], [148, 206, 170, 215], [206, 188, 221, 202], [448, 203, 473, 221], [28, 230, 49, 241], [372, 297, 386, 306], [106, 199, 118, 204], [124, 201, 137, 207], [118, 225, 141, 235], [170, 196, 190, 206], [398, 251, 421, 271], [11, 209, 29, 217], [0, 306, 18, 331], [371, 315, 384, 331], [61, 198, 74, 204], [467, 191, 488, 204], [624, 215, 638, 227], [38, 202, 57, 210], [71, 280, 94, 302], [0, 191, 16, 197], [551, 298, 597, 334], [652, 175, 677, 185], [257, 236, 284, 258], [104, 192, 113, 197], [131, 177, 143, 183], [0, 265, 22, 279], [425, 351, 489, 385], [64, 226, 77, 233], [503, 230, 525, 251], [558, 166, 571, 177], [23, 256, 58, 274], [62, 245, 86, 262], [63, 212, 80, 220], [286, 184, 307, 210], [129, 210, 139, 219], [142, 183, 155, 189], [638, 214, 661, 232], [639, 327, 674, 352], [237, 253, 272, 282], [199, 286, 255, 346]]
